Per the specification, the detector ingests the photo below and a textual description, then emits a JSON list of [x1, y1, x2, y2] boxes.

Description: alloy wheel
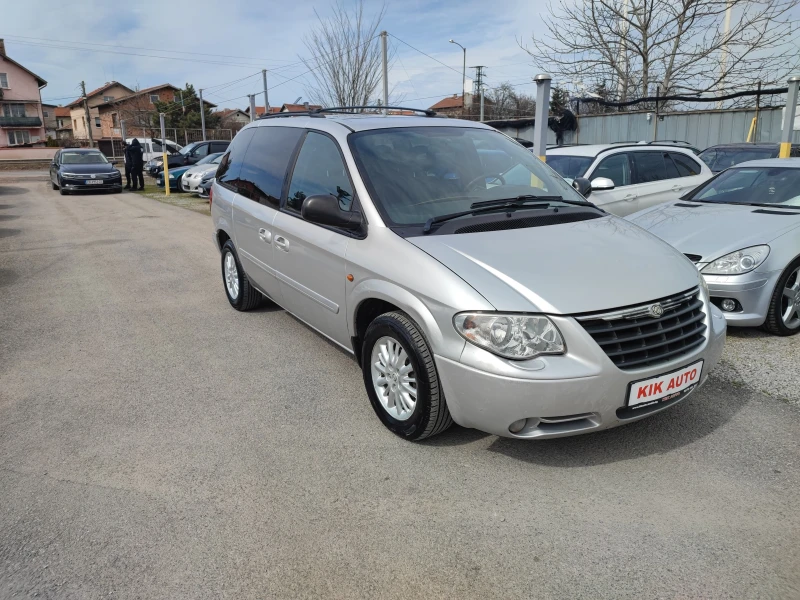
[[224, 251, 239, 300], [370, 336, 417, 421], [781, 266, 800, 329]]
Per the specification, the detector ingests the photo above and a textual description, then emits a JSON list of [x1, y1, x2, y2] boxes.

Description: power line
[[388, 34, 462, 75]]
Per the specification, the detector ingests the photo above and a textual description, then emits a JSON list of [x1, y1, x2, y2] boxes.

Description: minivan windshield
[[689, 166, 800, 207], [349, 127, 588, 226]]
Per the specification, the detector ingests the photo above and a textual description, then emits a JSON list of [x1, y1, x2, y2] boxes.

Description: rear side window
[[669, 152, 702, 177], [217, 128, 255, 192], [593, 153, 631, 187], [211, 142, 229, 153], [632, 152, 668, 183], [238, 126, 304, 206], [287, 132, 354, 214]]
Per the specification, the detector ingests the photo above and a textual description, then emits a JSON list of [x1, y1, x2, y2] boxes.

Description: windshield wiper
[[692, 199, 800, 210], [422, 196, 586, 234]]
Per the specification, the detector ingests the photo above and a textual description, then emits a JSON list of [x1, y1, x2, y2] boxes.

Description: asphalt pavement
[[1, 180, 799, 599]]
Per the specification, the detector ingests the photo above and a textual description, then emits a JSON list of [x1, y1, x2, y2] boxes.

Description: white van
[[125, 138, 182, 163]]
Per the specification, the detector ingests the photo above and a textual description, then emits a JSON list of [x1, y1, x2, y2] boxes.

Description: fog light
[[508, 418, 527, 434], [721, 298, 737, 312]]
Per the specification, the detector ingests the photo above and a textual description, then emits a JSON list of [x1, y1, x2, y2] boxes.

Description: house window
[[103, 96, 114, 103], [112, 113, 119, 128], [8, 130, 31, 145], [73, 119, 78, 130], [0, 73, 8, 88], [2, 104, 26, 117], [149, 94, 160, 103], [94, 116, 101, 128], [43, 110, 49, 117]]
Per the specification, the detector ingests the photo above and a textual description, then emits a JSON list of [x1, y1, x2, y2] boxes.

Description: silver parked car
[[211, 110, 726, 441], [628, 158, 800, 335]]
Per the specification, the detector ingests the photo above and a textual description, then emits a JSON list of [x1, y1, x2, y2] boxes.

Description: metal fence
[[100, 127, 234, 158], [491, 106, 800, 149]]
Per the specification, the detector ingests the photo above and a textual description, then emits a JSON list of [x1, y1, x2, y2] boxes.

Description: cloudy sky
[[4, 0, 553, 112], [5, 0, 800, 112]]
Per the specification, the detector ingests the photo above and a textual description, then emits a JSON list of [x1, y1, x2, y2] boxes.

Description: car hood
[[408, 216, 700, 314], [60, 164, 118, 174], [627, 201, 800, 260], [168, 166, 191, 177], [184, 164, 218, 177]]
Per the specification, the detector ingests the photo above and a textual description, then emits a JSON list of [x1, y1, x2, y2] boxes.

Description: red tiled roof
[[54, 107, 71, 117], [67, 81, 132, 107], [281, 103, 322, 112], [252, 106, 282, 115], [429, 95, 463, 110]]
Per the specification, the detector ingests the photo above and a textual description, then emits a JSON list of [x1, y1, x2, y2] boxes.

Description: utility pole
[[717, 0, 733, 109], [80, 81, 95, 148], [198, 88, 206, 141], [268, 69, 269, 115], [159, 112, 170, 197], [533, 73, 552, 162], [180, 90, 185, 114], [616, 0, 629, 102], [472, 66, 486, 121], [449, 40, 466, 108], [249, 95, 256, 122], [780, 75, 800, 158], [381, 31, 389, 114]]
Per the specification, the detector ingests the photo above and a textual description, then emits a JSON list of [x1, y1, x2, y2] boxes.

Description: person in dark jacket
[[129, 138, 145, 191], [123, 142, 132, 190]]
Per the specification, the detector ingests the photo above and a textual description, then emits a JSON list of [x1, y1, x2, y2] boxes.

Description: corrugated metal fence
[[492, 106, 800, 149]]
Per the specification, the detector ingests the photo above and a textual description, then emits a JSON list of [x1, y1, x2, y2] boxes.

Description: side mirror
[[301, 194, 362, 230], [572, 177, 592, 197], [110, 160, 117, 165], [590, 177, 616, 191]]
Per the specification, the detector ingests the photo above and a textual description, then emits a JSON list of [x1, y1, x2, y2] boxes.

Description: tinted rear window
[[546, 155, 593, 180], [216, 128, 255, 191], [699, 147, 777, 171], [238, 126, 304, 206]]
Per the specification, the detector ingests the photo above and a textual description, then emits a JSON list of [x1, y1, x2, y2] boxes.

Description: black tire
[[762, 256, 800, 336], [220, 240, 264, 311], [362, 311, 453, 441], [52, 181, 58, 190], [59, 186, 67, 195]]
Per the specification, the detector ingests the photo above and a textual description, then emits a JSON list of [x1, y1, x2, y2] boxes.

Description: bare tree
[[302, 1, 390, 108], [486, 83, 536, 120], [522, 0, 800, 104]]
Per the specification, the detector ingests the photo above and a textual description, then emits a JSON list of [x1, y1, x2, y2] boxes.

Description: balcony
[[0, 116, 43, 127]]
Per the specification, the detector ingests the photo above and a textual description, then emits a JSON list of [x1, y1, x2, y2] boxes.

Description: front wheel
[[763, 257, 800, 336], [220, 240, 264, 311], [362, 311, 452, 440]]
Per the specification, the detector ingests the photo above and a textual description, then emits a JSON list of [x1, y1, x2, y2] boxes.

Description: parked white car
[[126, 137, 182, 163], [181, 153, 224, 193], [547, 144, 713, 216]]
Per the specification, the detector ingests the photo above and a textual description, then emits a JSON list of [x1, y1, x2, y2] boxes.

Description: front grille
[[575, 288, 706, 370], [684, 253, 702, 263]]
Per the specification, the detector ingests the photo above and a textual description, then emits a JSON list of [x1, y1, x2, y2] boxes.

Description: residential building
[[0, 38, 48, 148], [54, 107, 72, 140], [215, 108, 250, 129], [41, 103, 57, 139], [429, 93, 478, 118], [67, 81, 135, 141], [246, 103, 322, 117]]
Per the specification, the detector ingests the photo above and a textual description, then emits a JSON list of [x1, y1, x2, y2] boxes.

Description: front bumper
[[183, 174, 202, 191], [434, 303, 727, 439], [701, 269, 781, 327], [61, 178, 122, 192]]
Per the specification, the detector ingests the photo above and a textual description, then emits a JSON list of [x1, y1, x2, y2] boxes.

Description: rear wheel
[[763, 257, 800, 336], [221, 240, 264, 311], [362, 311, 452, 441]]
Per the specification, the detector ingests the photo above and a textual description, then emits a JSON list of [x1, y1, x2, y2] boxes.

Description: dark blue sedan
[[50, 149, 122, 195]]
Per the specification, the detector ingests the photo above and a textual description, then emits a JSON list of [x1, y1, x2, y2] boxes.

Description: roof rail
[[258, 105, 438, 120], [650, 140, 693, 146]]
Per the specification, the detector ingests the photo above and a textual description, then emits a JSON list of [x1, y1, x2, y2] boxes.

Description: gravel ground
[[1, 180, 799, 600]]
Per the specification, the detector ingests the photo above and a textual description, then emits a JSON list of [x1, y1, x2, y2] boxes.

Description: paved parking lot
[[1, 179, 799, 599]]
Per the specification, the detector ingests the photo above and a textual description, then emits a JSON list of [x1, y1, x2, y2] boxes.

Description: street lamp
[[449, 39, 466, 106]]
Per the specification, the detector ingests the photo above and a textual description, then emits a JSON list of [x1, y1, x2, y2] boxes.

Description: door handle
[[623, 194, 637, 201], [671, 185, 681, 192], [274, 236, 289, 252], [258, 228, 272, 244]]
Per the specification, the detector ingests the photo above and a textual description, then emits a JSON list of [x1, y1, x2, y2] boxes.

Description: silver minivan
[[211, 110, 726, 441]]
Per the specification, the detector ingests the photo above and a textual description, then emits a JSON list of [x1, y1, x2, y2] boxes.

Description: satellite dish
[[293, 96, 302, 104]]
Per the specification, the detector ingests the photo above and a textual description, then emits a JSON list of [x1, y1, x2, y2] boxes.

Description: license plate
[[626, 360, 703, 410], [85, 180, 103, 185]]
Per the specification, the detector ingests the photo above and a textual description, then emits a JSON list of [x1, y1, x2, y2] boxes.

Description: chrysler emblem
[[648, 303, 664, 318]]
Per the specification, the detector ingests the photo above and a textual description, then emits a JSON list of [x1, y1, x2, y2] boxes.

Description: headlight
[[701, 245, 769, 275], [453, 312, 565, 360], [168, 173, 175, 179]]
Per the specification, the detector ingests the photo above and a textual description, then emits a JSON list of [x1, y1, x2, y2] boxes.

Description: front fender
[[349, 278, 467, 361]]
